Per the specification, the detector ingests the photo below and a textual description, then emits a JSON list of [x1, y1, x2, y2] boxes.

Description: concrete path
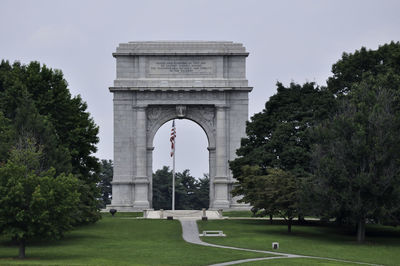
[[178, 218, 381, 266]]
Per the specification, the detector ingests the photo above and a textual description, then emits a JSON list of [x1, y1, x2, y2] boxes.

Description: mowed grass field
[[1, 212, 399, 265], [198, 219, 400, 266], [0, 213, 271, 265]]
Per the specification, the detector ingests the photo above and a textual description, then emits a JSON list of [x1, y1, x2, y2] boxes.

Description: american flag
[[170, 120, 176, 157]]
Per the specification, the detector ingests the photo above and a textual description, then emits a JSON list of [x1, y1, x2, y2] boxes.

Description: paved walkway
[[178, 218, 381, 266]]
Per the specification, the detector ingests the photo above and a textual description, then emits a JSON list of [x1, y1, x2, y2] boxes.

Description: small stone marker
[[167, 216, 173, 220], [202, 208, 207, 221], [272, 242, 279, 249]]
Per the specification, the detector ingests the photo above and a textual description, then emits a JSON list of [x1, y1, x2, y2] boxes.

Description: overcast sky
[[1, 0, 399, 178]]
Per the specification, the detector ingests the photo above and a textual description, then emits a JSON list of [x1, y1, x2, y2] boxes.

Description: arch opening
[[151, 119, 210, 210]]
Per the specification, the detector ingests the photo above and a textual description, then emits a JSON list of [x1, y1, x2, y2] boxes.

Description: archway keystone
[[108, 41, 252, 211]]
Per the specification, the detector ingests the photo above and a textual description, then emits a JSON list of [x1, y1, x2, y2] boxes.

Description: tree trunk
[[357, 218, 366, 243], [18, 238, 26, 259], [288, 218, 292, 233], [269, 214, 273, 224]]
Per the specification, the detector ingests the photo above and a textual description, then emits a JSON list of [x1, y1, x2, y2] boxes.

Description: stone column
[[133, 106, 150, 209], [108, 92, 134, 211], [147, 147, 154, 208], [208, 147, 216, 208], [213, 106, 230, 209]]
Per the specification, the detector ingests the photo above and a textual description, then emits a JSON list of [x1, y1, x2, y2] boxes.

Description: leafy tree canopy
[[233, 166, 298, 232], [230, 82, 335, 179], [98, 159, 113, 208], [311, 42, 400, 242], [328, 41, 400, 96], [0, 60, 100, 224], [0, 137, 80, 258], [152, 166, 209, 210], [230, 82, 335, 218]]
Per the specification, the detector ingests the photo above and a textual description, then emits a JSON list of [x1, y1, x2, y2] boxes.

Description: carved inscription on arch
[[137, 91, 225, 102], [146, 57, 216, 78]]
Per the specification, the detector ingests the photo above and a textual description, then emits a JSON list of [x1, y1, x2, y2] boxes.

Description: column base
[[211, 200, 230, 209], [104, 204, 136, 212], [227, 203, 252, 211], [133, 201, 150, 210]]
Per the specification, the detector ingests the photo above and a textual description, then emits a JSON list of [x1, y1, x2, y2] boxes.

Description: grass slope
[[237, 258, 365, 265], [198, 219, 400, 266], [0, 214, 271, 265], [222, 211, 253, 217]]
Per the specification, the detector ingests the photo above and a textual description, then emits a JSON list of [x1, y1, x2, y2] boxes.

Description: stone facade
[[108, 41, 252, 211]]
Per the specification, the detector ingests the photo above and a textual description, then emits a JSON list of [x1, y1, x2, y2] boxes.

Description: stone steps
[[144, 210, 223, 220]]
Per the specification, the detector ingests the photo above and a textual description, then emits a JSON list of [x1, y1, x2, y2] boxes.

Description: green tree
[[152, 167, 209, 210], [152, 166, 173, 210], [311, 81, 400, 242], [0, 60, 100, 224], [13, 88, 71, 174], [98, 159, 113, 208], [0, 111, 14, 163], [327, 41, 400, 96], [236, 166, 298, 232], [308, 41, 400, 241], [230, 82, 334, 218], [175, 169, 199, 209], [197, 174, 210, 209], [0, 137, 80, 258], [230, 82, 334, 178]]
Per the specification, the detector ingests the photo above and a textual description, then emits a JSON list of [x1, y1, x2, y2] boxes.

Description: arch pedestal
[[107, 41, 252, 211]]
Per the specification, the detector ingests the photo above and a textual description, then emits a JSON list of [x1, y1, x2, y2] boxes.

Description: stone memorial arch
[[108, 41, 252, 211]]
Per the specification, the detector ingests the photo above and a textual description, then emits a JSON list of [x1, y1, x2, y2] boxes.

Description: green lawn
[[0, 215, 272, 265], [198, 219, 400, 266], [2, 215, 398, 265], [223, 210, 253, 217], [236, 258, 365, 265]]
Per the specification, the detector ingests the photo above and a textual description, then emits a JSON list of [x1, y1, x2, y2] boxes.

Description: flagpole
[[171, 120, 176, 211], [172, 137, 175, 211]]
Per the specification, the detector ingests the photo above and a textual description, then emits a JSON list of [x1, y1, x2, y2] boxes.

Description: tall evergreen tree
[[311, 81, 400, 242], [306, 42, 400, 242], [13, 88, 71, 174], [0, 111, 14, 163], [152, 166, 173, 210], [197, 174, 210, 209], [152, 167, 210, 210], [98, 159, 113, 208]]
